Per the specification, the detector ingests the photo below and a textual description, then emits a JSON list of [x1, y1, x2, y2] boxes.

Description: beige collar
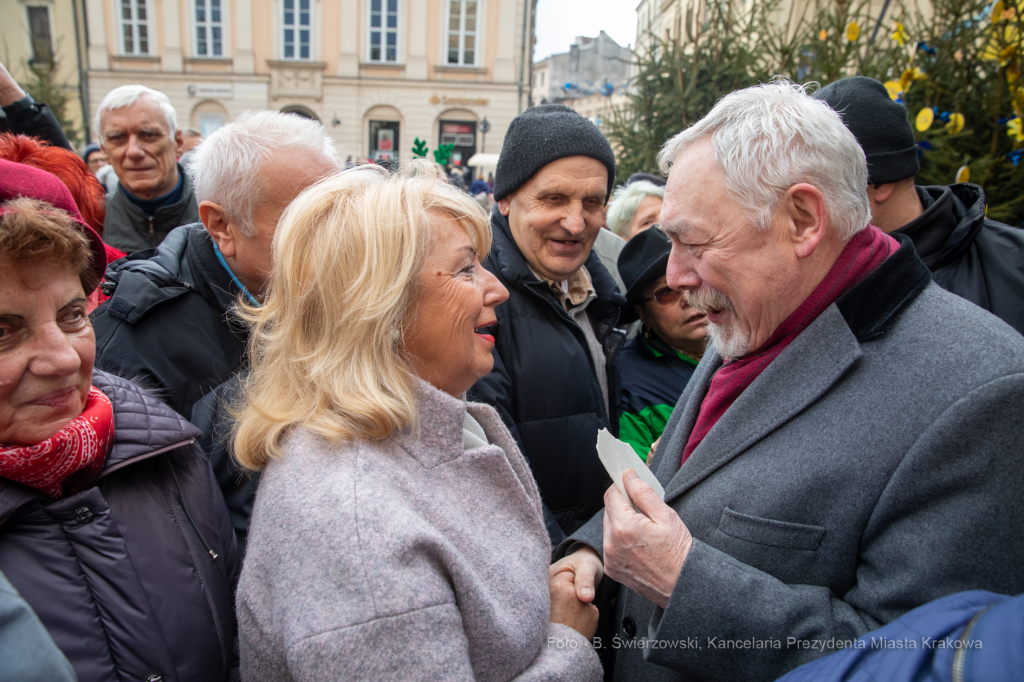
[[530, 265, 595, 311]]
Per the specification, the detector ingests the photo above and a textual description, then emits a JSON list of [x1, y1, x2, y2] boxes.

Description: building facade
[[531, 31, 631, 105], [561, 91, 628, 130], [81, 0, 534, 165], [1, 0, 90, 141]]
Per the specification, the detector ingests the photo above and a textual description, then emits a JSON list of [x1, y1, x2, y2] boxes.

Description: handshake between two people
[[548, 469, 695, 639]]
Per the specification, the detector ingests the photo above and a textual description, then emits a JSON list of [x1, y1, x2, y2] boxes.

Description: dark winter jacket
[[92, 223, 249, 420], [0, 93, 72, 150], [0, 570, 76, 682], [617, 331, 699, 461], [190, 374, 259, 547], [0, 370, 239, 682], [775, 591, 1024, 682], [468, 208, 626, 544], [897, 183, 1024, 336], [103, 163, 200, 253]]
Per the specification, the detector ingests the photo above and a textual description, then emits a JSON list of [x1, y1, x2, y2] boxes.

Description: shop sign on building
[[429, 94, 490, 106], [186, 83, 234, 99]]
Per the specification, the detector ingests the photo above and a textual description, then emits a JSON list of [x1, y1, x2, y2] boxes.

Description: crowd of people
[[1, 57, 1024, 682]]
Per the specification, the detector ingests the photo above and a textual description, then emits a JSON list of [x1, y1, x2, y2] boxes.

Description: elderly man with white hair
[[551, 81, 1024, 681], [93, 109, 339, 418], [96, 85, 200, 252], [92, 109, 338, 542]]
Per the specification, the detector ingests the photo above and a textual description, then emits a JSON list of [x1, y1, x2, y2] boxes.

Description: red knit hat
[[0, 159, 107, 293]]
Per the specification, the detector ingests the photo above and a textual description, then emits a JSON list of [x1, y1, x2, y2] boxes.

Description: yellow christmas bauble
[[955, 165, 971, 183], [946, 113, 965, 134], [883, 80, 903, 100], [916, 107, 935, 131], [819, 29, 828, 41], [846, 21, 860, 42]]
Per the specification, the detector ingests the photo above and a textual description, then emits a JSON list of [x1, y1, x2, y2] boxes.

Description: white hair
[[95, 85, 178, 138], [657, 79, 871, 241], [188, 110, 340, 237], [606, 180, 665, 238]]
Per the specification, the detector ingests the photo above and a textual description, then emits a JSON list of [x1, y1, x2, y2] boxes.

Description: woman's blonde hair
[[232, 160, 492, 471]]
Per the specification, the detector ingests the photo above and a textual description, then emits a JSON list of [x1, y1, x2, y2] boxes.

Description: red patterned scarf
[[681, 226, 900, 466], [0, 386, 114, 498]]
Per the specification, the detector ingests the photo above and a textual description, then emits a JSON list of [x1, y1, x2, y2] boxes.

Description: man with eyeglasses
[[615, 227, 708, 463]]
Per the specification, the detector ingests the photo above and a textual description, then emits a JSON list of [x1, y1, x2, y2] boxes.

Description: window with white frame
[[446, 0, 478, 66], [194, 0, 223, 57], [368, 0, 399, 63], [283, 0, 311, 60], [120, 0, 150, 55]]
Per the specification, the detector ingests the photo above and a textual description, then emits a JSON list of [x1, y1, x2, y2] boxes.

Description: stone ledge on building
[[267, 60, 328, 100]]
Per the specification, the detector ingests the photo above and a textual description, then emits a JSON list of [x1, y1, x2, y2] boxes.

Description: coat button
[[146, 675, 163, 682], [74, 507, 94, 524], [622, 616, 637, 639]]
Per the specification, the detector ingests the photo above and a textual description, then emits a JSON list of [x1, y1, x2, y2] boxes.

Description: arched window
[[281, 105, 321, 121]]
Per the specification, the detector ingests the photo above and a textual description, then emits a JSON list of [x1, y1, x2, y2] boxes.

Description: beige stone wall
[[83, 0, 532, 160], [563, 91, 627, 130], [1, 0, 87, 141], [530, 57, 549, 103]]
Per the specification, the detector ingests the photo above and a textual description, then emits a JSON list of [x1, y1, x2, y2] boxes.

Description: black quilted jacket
[[92, 224, 249, 420], [0, 370, 239, 682]]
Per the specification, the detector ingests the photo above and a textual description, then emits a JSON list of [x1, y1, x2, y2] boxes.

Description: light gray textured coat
[[238, 380, 602, 681], [562, 241, 1024, 681]]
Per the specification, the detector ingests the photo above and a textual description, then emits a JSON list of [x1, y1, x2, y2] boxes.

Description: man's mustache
[[687, 285, 734, 314]]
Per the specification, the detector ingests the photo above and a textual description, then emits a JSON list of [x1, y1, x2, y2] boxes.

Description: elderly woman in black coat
[[0, 161, 238, 682]]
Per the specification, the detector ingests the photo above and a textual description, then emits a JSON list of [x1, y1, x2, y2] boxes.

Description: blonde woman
[[234, 162, 603, 681]]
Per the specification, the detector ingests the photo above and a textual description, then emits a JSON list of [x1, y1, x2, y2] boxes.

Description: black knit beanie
[[494, 104, 616, 202], [813, 76, 920, 185], [626, 172, 666, 187]]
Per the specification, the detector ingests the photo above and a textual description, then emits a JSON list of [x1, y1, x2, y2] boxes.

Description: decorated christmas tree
[[608, 0, 1024, 224], [790, 0, 1024, 222], [867, 0, 1024, 223], [605, 0, 782, 184]]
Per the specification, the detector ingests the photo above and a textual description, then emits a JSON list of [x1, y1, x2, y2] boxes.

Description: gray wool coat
[[237, 380, 603, 681], [560, 238, 1024, 681]]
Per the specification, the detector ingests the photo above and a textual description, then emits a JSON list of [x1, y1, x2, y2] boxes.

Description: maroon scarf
[[0, 387, 114, 498], [681, 226, 900, 465]]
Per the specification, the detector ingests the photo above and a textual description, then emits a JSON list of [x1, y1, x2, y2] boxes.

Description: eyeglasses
[[642, 286, 683, 305]]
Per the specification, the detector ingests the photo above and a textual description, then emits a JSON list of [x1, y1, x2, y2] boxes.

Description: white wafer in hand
[[596, 428, 665, 502]]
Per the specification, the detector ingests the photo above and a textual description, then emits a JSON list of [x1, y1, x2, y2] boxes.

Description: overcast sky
[[533, 0, 639, 61]]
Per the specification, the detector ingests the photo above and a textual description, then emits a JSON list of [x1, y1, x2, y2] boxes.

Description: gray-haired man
[[93, 109, 338, 417], [92, 110, 338, 542], [552, 81, 1024, 681], [96, 85, 199, 252]]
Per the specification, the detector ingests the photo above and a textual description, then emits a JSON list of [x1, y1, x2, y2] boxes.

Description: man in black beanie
[[468, 104, 627, 547], [815, 76, 1024, 335]]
